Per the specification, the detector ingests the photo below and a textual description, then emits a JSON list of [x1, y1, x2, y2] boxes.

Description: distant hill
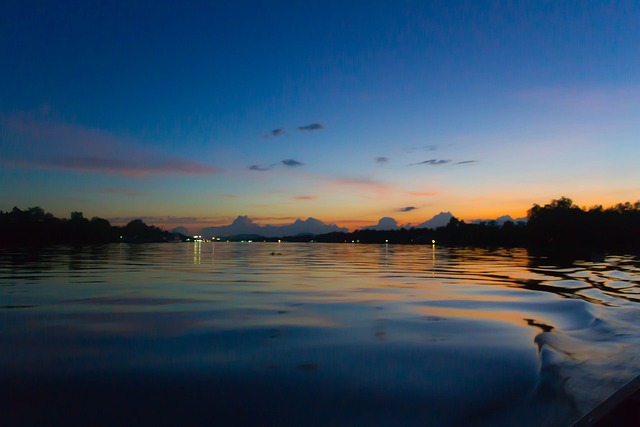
[[200, 216, 348, 238], [361, 217, 400, 231], [417, 212, 454, 229]]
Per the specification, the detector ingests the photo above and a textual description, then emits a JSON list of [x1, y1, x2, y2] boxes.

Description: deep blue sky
[[1, 1, 639, 231]]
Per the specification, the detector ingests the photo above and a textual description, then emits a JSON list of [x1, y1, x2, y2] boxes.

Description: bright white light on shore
[[432, 240, 436, 244]]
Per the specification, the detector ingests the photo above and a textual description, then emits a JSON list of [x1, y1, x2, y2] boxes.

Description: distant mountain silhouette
[[200, 216, 348, 238], [170, 226, 189, 235], [361, 217, 400, 231], [417, 212, 454, 229]]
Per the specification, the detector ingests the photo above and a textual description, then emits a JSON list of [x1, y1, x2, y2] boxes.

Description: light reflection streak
[[193, 241, 201, 265]]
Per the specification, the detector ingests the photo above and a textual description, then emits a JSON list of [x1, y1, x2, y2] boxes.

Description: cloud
[[278, 171, 393, 197], [24, 156, 217, 176], [411, 159, 451, 166], [0, 113, 219, 176], [223, 194, 239, 198], [249, 164, 274, 171], [293, 195, 317, 200], [399, 206, 417, 212], [407, 145, 437, 152], [375, 157, 389, 164], [282, 159, 304, 167], [325, 177, 391, 195], [298, 123, 324, 131], [456, 160, 478, 165], [272, 128, 284, 136], [408, 191, 437, 197]]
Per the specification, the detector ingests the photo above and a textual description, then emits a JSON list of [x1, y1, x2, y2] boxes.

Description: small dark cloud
[[272, 128, 284, 136], [375, 157, 389, 164], [456, 160, 478, 165], [411, 159, 451, 166], [249, 164, 273, 171], [408, 145, 437, 152], [282, 159, 303, 167], [399, 206, 417, 212], [298, 123, 324, 131]]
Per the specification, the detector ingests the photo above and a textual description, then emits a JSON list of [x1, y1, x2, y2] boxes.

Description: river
[[1, 243, 639, 426]]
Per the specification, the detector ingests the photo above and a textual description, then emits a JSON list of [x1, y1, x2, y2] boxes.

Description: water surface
[[1, 243, 639, 426]]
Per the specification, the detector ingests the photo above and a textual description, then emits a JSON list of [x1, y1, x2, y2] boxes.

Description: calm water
[[1, 243, 640, 426]]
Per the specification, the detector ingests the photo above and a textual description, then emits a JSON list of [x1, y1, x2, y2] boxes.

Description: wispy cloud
[[407, 145, 437, 153], [282, 159, 304, 167], [21, 156, 218, 176], [298, 123, 324, 131], [249, 164, 274, 171], [411, 159, 450, 166], [409, 191, 438, 197], [249, 216, 299, 222], [398, 206, 417, 212], [293, 195, 317, 200], [375, 157, 389, 164], [250, 159, 303, 170], [0, 113, 219, 176], [456, 160, 478, 165], [323, 176, 391, 196]]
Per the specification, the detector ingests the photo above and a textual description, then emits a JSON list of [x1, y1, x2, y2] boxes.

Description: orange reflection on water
[[414, 305, 537, 329]]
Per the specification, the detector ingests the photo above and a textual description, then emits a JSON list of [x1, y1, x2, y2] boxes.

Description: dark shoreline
[[3, 197, 640, 249]]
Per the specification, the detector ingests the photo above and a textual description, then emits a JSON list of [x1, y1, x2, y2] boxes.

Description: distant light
[[119, 235, 123, 239], [432, 239, 436, 244], [385, 239, 388, 243], [278, 239, 281, 243]]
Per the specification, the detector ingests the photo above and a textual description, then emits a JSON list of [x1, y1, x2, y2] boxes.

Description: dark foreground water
[[1, 243, 639, 426]]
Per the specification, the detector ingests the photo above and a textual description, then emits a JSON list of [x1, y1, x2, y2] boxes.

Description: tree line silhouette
[[0, 207, 182, 245], [1, 197, 639, 249]]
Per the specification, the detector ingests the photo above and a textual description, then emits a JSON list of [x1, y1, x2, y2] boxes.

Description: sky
[[1, 0, 639, 233]]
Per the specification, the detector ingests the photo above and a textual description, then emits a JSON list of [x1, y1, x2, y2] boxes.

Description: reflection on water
[[1, 243, 639, 426]]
